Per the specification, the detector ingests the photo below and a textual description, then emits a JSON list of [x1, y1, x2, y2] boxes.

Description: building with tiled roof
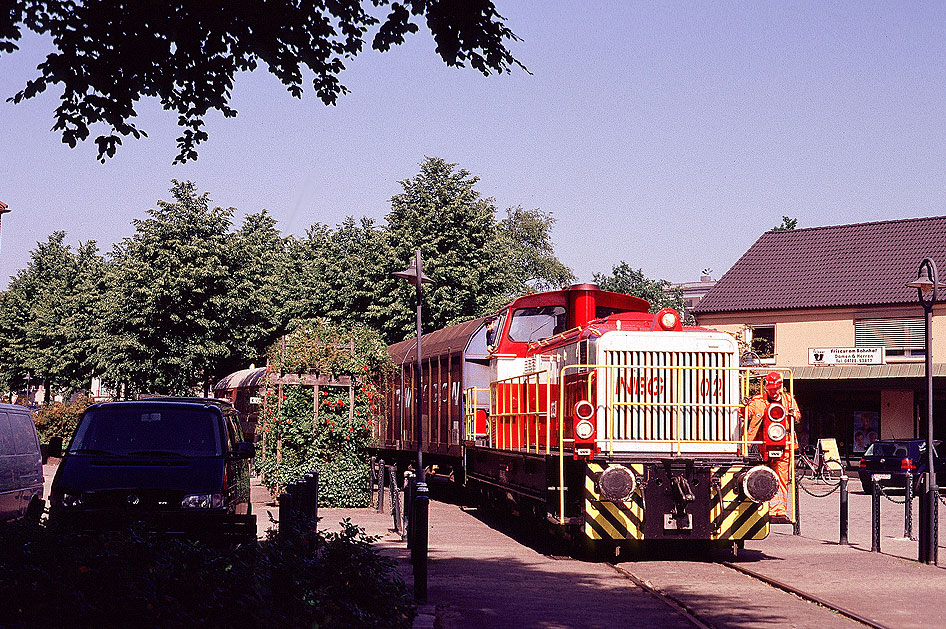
[[694, 216, 946, 462]]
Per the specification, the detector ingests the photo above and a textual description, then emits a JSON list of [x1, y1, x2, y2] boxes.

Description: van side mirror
[[232, 441, 254, 459], [48, 436, 63, 459]]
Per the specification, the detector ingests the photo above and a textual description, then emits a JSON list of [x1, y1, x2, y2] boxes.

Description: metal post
[[839, 475, 849, 545], [413, 250, 426, 486], [920, 471, 930, 563], [909, 258, 940, 564], [394, 250, 432, 600], [278, 492, 291, 535], [871, 478, 881, 553], [312, 468, 319, 525], [924, 297, 937, 564], [413, 481, 429, 603], [905, 470, 914, 540], [303, 473, 315, 523], [793, 469, 801, 536]]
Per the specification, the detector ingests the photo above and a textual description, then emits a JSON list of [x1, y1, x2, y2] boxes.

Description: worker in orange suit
[[746, 371, 800, 521]]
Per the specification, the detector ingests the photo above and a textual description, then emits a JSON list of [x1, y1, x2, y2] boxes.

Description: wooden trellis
[[262, 338, 361, 463]]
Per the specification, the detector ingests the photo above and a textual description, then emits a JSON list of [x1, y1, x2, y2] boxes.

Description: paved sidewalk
[[311, 476, 946, 629]]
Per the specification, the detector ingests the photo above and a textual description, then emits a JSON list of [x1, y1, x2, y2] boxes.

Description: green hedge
[[0, 519, 414, 628]]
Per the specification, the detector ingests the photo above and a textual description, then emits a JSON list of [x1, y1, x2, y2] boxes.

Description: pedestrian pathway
[[313, 477, 946, 629]]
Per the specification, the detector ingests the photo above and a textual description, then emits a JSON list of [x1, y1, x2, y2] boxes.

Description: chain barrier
[[388, 465, 403, 537], [877, 482, 908, 505], [794, 472, 842, 498]]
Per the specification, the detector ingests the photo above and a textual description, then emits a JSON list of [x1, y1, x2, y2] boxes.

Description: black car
[[49, 399, 256, 541], [858, 439, 945, 495]]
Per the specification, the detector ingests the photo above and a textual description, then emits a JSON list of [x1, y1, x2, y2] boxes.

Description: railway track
[[604, 560, 888, 629]]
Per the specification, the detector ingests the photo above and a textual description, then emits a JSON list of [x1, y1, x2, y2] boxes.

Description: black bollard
[[413, 481, 429, 603], [871, 477, 881, 552], [793, 472, 801, 536], [839, 475, 849, 545], [919, 472, 930, 563], [304, 473, 316, 524], [278, 492, 292, 535], [312, 468, 319, 525], [905, 471, 914, 540]]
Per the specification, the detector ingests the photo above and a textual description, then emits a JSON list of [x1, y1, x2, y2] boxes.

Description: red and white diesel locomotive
[[377, 284, 790, 551]]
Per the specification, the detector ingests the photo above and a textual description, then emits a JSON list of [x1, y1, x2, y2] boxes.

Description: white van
[[0, 402, 44, 522]]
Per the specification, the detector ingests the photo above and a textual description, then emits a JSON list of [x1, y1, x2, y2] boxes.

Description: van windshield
[[69, 406, 223, 457]]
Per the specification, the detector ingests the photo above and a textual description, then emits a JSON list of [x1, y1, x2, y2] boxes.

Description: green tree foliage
[[0, 232, 106, 400], [282, 158, 573, 345], [100, 181, 242, 395], [592, 262, 685, 314], [380, 157, 511, 341], [497, 206, 576, 296], [2, 1, 523, 163], [228, 210, 292, 371], [772, 216, 798, 231], [284, 217, 394, 334]]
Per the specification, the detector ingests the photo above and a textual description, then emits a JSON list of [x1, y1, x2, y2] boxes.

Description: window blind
[[855, 318, 924, 349]]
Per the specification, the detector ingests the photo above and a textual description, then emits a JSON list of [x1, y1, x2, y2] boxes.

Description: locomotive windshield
[[508, 305, 567, 343]]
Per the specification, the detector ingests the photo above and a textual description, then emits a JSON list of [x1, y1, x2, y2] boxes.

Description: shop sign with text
[[809, 347, 885, 365]]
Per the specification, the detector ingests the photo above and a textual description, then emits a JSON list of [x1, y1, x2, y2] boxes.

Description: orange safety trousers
[[769, 453, 792, 517]]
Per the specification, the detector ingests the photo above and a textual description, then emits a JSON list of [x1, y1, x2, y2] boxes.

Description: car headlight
[[181, 493, 225, 509]]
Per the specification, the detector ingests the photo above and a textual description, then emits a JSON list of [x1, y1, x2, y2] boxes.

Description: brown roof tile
[[694, 216, 946, 313]]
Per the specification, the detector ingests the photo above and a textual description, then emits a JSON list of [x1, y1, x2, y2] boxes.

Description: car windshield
[[68, 406, 223, 457]]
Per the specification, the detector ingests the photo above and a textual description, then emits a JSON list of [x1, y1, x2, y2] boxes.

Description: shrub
[[32, 395, 92, 442], [0, 519, 414, 628]]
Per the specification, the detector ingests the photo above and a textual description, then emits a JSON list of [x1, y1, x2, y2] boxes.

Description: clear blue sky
[[2, 2, 945, 291]]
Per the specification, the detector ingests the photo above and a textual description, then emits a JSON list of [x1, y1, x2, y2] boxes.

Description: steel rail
[[605, 563, 711, 629], [608, 557, 889, 629], [717, 561, 889, 629]]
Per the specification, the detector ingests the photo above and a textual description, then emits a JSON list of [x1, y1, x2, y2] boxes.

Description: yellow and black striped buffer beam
[[583, 463, 644, 541], [711, 466, 769, 540]]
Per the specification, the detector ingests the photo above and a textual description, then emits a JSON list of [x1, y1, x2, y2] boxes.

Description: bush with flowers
[[255, 319, 391, 507]]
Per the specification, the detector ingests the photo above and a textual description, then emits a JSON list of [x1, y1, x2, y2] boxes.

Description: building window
[[750, 325, 775, 360], [855, 317, 925, 360]]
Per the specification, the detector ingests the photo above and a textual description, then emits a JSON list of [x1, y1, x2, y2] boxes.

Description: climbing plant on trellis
[[255, 319, 391, 507]]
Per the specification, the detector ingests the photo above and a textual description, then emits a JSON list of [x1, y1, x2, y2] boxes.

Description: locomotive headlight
[[740, 466, 780, 503], [575, 419, 595, 440], [598, 465, 636, 501], [766, 422, 787, 442], [660, 311, 678, 329]]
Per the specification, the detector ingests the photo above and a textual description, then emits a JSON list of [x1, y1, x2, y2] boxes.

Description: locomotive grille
[[604, 349, 735, 445]]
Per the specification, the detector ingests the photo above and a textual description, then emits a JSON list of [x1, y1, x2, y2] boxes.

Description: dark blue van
[[49, 400, 255, 541]]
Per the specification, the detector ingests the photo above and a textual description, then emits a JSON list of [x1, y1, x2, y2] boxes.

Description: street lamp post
[[907, 257, 943, 564], [393, 249, 433, 602]]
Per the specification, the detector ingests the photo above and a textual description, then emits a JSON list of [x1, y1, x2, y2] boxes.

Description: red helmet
[[764, 371, 783, 391]]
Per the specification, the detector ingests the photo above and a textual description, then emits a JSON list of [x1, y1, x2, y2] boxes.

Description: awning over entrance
[[792, 363, 946, 380]]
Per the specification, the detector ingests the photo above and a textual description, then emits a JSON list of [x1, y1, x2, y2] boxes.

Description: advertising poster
[[853, 411, 879, 453]]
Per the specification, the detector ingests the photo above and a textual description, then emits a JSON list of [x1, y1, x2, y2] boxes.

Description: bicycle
[[795, 444, 844, 497]]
